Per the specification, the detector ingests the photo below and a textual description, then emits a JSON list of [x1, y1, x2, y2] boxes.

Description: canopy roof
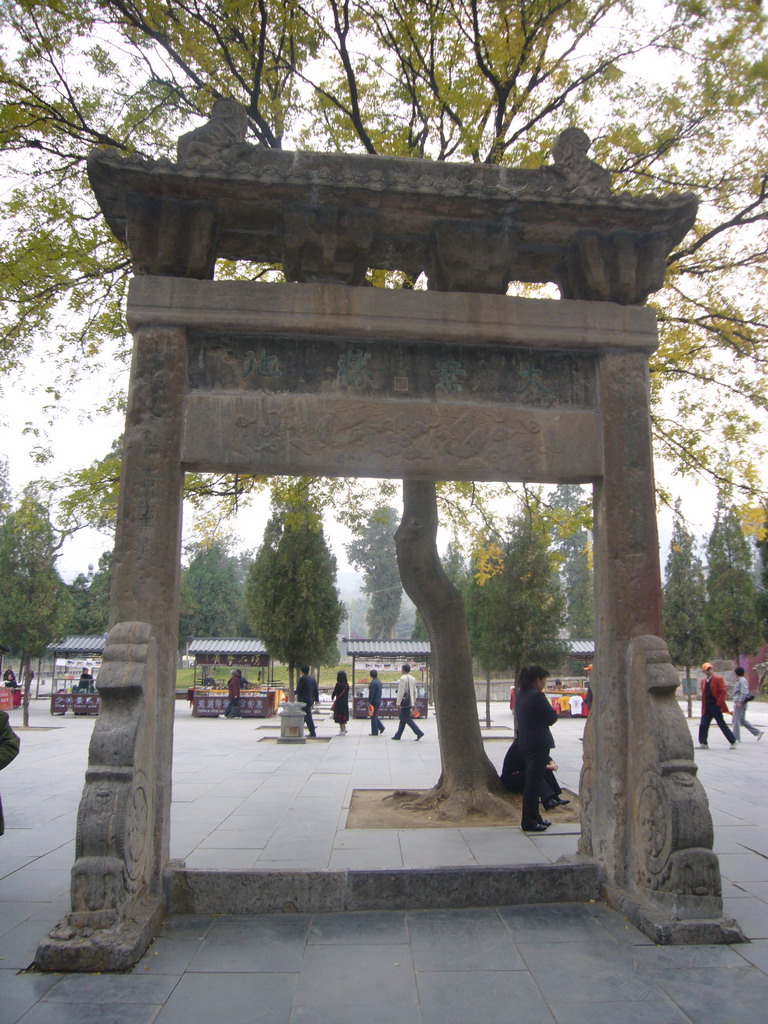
[[344, 639, 431, 659]]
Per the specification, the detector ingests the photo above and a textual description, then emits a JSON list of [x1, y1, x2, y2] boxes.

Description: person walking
[[296, 665, 319, 738], [0, 709, 21, 836], [698, 663, 737, 749], [331, 670, 350, 734], [368, 669, 385, 736], [224, 668, 242, 718], [391, 664, 424, 741], [515, 665, 558, 832], [731, 665, 763, 743]]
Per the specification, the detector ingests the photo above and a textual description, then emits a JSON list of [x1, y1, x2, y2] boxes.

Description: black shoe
[[416, 733, 424, 740], [556, 798, 570, 806], [538, 818, 552, 827], [379, 727, 385, 734], [391, 736, 401, 740], [522, 823, 549, 832], [543, 798, 558, 811]]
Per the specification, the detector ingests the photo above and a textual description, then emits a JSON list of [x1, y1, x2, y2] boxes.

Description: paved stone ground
[[1, 697, 767, 1023]]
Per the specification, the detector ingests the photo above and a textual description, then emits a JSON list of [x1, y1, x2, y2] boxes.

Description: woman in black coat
[[515, 665, 558, 832], [331, 670, 350, 734]]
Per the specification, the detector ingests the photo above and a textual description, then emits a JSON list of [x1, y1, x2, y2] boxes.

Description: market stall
[[344, 639, 431, 718], [187, 637, 280, 717], [46, 635, 104, 715]]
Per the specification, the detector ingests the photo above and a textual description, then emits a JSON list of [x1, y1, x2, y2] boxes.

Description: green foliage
[[0, 0, 766, 505], [663, 501, 709, 672], [705, 494, 762, 659], [0, 485, 69, 661], [64, 549, 112, 635], [466, 494, 567, 681], [345, 505, 402, 638], [179, 540, 250, 642], [244, 486, 344, 692], [548, 484, 594, 638]]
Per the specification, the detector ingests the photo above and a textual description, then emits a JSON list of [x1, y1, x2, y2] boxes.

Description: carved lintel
[[282, 203, 376, 284], [555, 228, 670, 305], [426, 219, 518, 293], [126, 193, 218, 278]]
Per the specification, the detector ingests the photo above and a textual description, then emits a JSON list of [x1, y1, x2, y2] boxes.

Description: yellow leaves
[[473, 541, 503, 586]]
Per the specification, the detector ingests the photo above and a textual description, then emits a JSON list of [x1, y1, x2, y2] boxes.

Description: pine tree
[[0, 486, 69, 725], [346, 507, 402, 638], [663, 502, 709, 717], [705, 497, 761, 661], [245, 489, 344, 696]]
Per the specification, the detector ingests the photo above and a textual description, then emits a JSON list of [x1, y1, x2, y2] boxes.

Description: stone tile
[[645, 965, 768, 1023], [154, 972, 295, 1024], [182, 848, 258, 870], [307, 910, 408, 945], [722, 895, 768, 939], [0, 967, 61, 1024], [731, 937, 768, 974], [44, 971, 180, 1003], [498, 902, 619, 944], [630, 942, 749, 970], [521, 941, 655, 1003], [408, 907, 525, 971], [15, 1002, 162, 1024], [188, 914, 311, 973], [548, 996, 692, 1024], [416, 969, 556, 1024], [717, 852, 768, 883], [290, 944, 418, 1024]]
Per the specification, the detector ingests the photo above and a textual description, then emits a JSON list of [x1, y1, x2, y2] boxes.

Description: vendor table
[[50, 693, 100, 715], [352, 695, 428, 719], [191, 689, 276, 717]]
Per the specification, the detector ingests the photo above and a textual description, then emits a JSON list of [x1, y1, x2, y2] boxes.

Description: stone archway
[[36, 115, 742, 970]]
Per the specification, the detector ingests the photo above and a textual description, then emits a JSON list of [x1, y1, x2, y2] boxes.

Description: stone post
[[582, 350, 742, 943], [36, 323, 186, 970]]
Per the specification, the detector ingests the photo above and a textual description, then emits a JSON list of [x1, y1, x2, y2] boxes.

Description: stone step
[[165, 860, 601, 916]]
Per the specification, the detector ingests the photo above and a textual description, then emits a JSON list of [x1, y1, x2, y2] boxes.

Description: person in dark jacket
[[331, 670, 350, 734], [296, 666, 319, 738], [368, 669, 385, 736], [0, 710, 21, 835], [224, 669, 242, 718], [500, 739, 570, 811], [515, 665, 558, 832]]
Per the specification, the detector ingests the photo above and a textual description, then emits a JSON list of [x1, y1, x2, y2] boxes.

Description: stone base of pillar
[[604, 883, 746, 945], [277, 701, 308, 744], [35, 893, 164, 972]]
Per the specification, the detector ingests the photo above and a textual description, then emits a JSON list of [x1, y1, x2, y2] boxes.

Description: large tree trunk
[[395, 479, 509, 819]]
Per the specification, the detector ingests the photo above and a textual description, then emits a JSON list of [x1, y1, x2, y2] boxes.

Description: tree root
[[388, 785, 516, 822]]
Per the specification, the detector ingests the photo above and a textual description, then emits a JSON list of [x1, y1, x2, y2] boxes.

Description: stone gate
[[36, 106, 743, 969]]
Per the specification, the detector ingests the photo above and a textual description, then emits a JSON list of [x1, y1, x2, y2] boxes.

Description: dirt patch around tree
[[346, 788, 581, 829]]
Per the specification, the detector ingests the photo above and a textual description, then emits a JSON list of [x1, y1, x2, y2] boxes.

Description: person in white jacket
[[732, 666, 763, 743], [392, 665, 424, 741]]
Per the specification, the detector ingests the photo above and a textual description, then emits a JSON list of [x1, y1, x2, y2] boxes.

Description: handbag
[[745, 693, 755, 703], [367, 703, 374, 717]]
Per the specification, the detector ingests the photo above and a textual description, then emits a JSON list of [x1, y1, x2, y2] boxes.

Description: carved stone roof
[[88, 121, 698, 303]]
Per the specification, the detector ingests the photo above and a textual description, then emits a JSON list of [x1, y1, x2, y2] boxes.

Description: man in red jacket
[[698, 663, 737, 750]]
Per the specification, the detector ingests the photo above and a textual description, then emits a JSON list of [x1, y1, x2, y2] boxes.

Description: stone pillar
[[582, 350, 742, 943], [37, 323, 186, 970]]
